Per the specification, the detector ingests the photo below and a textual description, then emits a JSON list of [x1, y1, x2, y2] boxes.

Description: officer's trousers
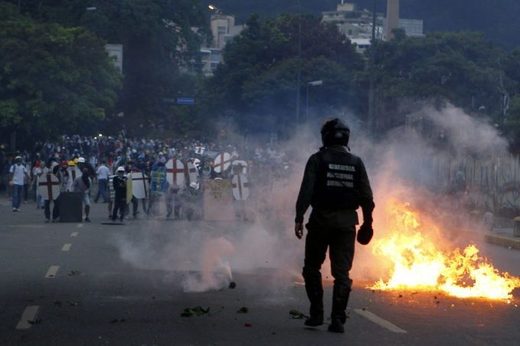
[[302, 224, 355, 322]]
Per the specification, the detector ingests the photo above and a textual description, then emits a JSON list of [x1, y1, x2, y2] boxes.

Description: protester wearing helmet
[[294, 118, 375, 333]]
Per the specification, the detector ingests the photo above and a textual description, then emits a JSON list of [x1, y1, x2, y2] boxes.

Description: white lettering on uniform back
[[328, 164, 355, 172], [327, 181, 354, 188]]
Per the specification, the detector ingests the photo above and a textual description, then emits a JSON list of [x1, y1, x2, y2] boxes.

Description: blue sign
[[176, 97, 195, 105]]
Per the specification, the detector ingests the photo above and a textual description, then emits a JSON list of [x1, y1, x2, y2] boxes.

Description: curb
[[485, 233, 520, 250]]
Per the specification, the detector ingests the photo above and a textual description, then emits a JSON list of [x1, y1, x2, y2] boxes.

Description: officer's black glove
[[357, 223, 373, 245]]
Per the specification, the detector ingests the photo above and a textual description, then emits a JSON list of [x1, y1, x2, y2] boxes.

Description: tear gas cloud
[[113, 103, 516, 292]]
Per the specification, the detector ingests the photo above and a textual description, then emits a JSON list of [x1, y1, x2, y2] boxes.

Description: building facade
[[322, 1, 423, 53], [201, 14, 244, 76]]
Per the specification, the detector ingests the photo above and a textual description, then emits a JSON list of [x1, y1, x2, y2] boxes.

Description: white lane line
[[16, 305, 40, 330], [45, 265, 60, 278], [62, 243, 72, 252], [354, 309, 407, 334], [70, 232, 79, 237], [77, 224, 84, 228]]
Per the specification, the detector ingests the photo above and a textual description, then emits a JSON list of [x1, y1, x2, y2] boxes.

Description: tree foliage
[[0, 2, 121, 142], [3, 0, 211, 136], [203, 14, 364, 132], [370, 32, 509, 117]]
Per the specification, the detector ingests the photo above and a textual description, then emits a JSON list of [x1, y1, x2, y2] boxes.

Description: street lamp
[[208, 4, 221, 14], [305, 80, 323, 122]]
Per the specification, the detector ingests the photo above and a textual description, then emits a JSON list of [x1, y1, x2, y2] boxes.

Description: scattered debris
[[181, 306, 210, 317], [229, 281, 236, 289], [244, 323, 252, 327], [237, 307, 248, 314], [67, 301, 79, 307], [289, 310, 308, 319], [110, 318, 126, 324], [28, 319, 42, 325], [67, 270, 81, 277]]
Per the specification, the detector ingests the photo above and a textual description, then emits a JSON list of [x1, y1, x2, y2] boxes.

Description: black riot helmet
[[320, 118, 350, 147]]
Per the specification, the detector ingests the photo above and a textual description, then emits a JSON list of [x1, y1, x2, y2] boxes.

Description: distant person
[[73, 166, 92, 222], [294, 118, 375, 333], [94, 160, 110, 203], [41, 160, 60, 222], [9, 156, 29, 212], [112, 166, 127, 222]]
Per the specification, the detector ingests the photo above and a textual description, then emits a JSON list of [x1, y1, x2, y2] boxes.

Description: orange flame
[[371, 200, 520, 300]]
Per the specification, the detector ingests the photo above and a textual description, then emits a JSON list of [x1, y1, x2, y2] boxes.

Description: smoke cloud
[[113, 103, 516, 293]]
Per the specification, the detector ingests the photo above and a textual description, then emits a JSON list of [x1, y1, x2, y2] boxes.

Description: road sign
[[176, 97, 195, 105]]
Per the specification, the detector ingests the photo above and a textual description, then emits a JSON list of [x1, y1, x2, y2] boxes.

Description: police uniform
[[295, 119, 374, 333]]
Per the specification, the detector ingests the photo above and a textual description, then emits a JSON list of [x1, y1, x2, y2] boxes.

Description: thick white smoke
[[113, 103, 516, 292]]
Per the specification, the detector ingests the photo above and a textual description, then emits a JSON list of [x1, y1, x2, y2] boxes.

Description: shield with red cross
[[231, 174, 250, 201], [212, 152, 232, 174], [165, 159, 186, 188], [129, 171, 150, 199], [38, 173, 61, 201]]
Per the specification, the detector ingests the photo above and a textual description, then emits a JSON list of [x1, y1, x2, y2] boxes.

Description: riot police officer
[[295, 118, 375, 333]]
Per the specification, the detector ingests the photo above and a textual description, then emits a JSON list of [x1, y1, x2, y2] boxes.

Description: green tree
[[4, 0, 211, 136], [0, 2, 121, 144], [368, 32, 510, 129], [202, 14, 364, 132]]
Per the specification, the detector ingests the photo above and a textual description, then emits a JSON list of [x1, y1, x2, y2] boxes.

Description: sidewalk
[[486, 227, 520, 250]]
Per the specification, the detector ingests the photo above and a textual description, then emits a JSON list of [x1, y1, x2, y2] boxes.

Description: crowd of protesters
[[0, 133, 293, 222]]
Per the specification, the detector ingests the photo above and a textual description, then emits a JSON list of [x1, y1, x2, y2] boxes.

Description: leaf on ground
[[181, 306, 210, 317], [289, 309, 308, 319]]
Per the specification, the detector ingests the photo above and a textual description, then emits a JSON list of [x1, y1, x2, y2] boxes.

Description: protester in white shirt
[[9, 156, 29, 212]]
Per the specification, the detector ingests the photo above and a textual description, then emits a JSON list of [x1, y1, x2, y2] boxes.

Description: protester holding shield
[[112, 166, 127, 222], [40, 160, 61, 222]]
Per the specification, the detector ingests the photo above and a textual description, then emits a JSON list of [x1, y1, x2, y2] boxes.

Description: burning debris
[[371, 200, 520, 300]]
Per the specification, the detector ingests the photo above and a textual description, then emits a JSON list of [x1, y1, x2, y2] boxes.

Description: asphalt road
[[0, 197, 519, 346]]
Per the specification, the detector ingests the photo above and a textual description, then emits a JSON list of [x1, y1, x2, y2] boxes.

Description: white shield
[[194, 146, 206, 155], [165, 159, 186, 188], [66, 166, 82, 191], [231, 160, 248, 175], [38, 173, 61, 201], [213, 152, 232, 174], [186, 161, 198, 187], [108, 175, 115, 200], [129, 172, 149, 199], [232, 174, 250, 201]]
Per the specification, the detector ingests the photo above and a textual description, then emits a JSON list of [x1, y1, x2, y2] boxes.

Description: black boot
[[303, 270, 324, 327], [304, 312, 323, 327], [328, 318, 345, 333], [329, 286, 350, 332]]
